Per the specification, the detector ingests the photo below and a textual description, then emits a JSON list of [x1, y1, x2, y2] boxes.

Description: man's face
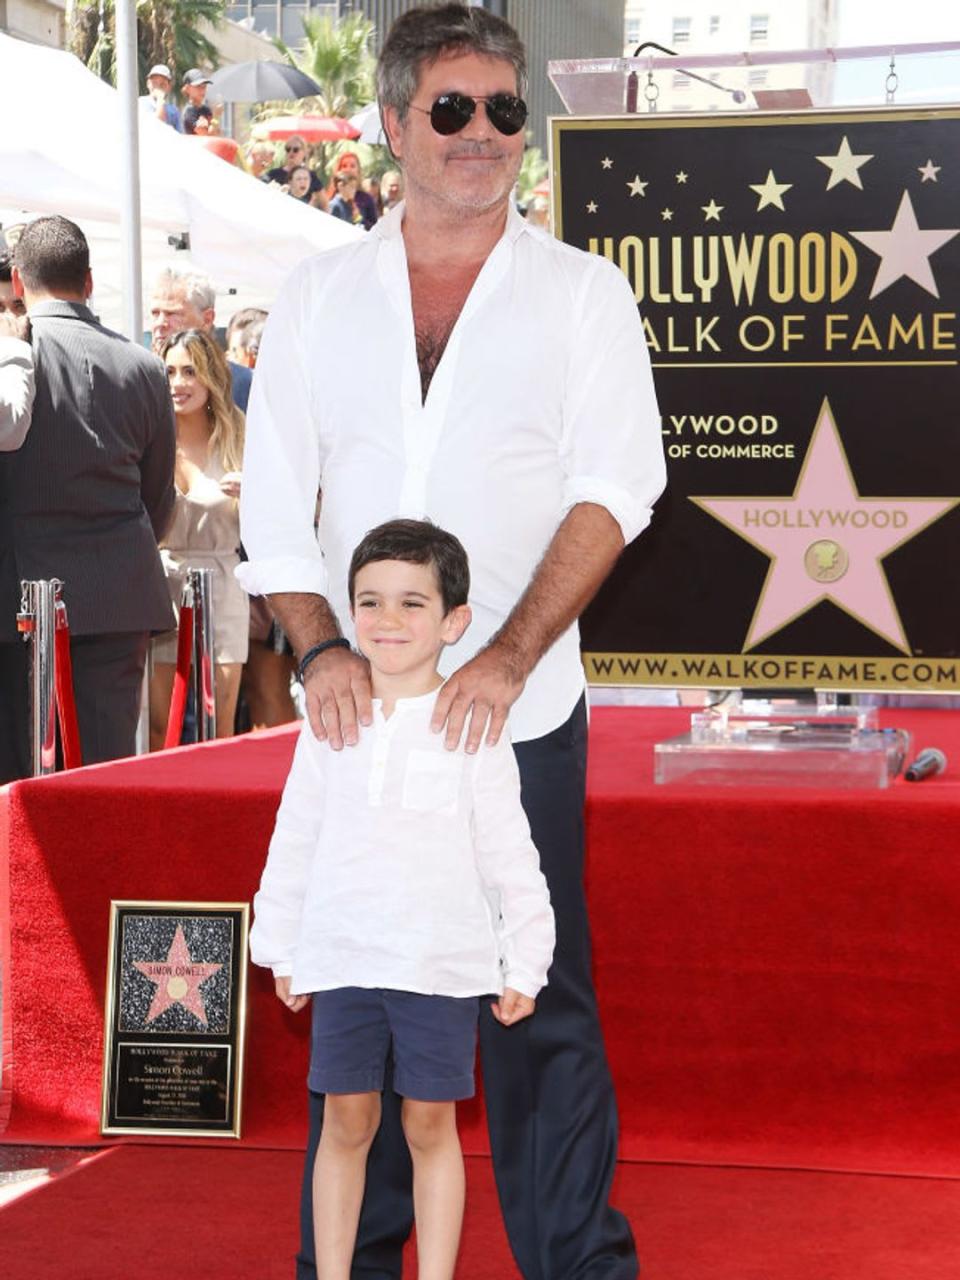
[[147, 75, 171, 96], [385, 52, 524, 218], [0, 280, 26, 318], [384, 174, 402, 204], [284, 141, 306, 170], [150, 286, 212, 353], [184, 82, 208, 106]]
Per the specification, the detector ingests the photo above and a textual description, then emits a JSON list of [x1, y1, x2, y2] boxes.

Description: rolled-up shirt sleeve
[[559, 256, 666, 546], [0, 336, 35, 452], [237, 269, 328, 598]]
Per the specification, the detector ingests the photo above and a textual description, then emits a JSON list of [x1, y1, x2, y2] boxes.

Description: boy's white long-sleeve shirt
[[250, 689, 556, 1000]]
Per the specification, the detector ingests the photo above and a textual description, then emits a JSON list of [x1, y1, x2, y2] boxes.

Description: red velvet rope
[[164, 603, 194, 750], [54, 601, 82, 770]]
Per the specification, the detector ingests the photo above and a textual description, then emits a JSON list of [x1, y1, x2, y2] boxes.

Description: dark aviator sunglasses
[[410, 92, 528, 137]]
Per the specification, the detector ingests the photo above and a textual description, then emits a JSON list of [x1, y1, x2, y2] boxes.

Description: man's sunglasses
[[410, 92, 527, 137], [285, 144, 304, 153]]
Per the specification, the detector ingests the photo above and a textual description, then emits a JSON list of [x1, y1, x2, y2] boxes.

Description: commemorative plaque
[[101, 901, 249, 1138], [551, 107, 960, 694]]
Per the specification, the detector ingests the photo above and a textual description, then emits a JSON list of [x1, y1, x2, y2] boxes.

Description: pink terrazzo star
[[133, 925, 222, 1027], [691, 399, 959, 652]]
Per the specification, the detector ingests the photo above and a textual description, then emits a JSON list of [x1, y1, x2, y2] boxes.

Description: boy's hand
[[275, 975, 310, 1013], [491, 988, 535, 1026]]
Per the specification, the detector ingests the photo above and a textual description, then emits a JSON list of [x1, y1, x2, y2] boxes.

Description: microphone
[[904, 747, 947, 782]]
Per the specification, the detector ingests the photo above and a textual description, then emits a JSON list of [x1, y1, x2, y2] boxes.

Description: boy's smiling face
[[351, 558, 470, 694]]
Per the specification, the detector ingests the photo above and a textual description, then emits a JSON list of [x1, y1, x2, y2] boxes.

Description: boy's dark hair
[[349, 519, 470, 614], [0, 251, 12, 284], [14, 216, 89, 295]]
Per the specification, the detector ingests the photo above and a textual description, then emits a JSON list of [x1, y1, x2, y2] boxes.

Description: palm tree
[[273, 11, 376, 119], [69, 0, 225, 88]]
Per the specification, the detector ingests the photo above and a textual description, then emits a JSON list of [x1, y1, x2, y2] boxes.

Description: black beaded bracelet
[[297, 637, 351, 683]]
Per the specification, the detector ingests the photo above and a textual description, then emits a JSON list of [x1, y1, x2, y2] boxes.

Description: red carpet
[[4, 709, 960, 1178], [1, 1148, 959, 1279]]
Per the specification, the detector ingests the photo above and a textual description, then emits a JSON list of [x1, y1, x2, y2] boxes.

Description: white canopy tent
[[0, 33, 358, 332]]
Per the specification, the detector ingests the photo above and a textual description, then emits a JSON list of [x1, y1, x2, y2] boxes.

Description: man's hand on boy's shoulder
[[304, 646, 373, 750], [491, 988, 536, 1026], [275, 975, 310, 1013], [431, 639, 527, 754]]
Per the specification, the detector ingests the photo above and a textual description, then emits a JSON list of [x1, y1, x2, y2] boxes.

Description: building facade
[[622, 0, 840, 112], [224, 0, 625, 151]]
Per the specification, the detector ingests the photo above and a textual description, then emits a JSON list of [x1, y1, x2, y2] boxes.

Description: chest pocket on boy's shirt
[[401, 750, 465, 817]]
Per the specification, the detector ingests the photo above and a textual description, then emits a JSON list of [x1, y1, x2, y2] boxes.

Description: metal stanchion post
[[188, 567, 216, 742], [17, 579, 60, 777]]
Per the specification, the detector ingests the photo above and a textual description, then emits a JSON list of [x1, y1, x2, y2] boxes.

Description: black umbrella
[[209, 60, 322, 104]]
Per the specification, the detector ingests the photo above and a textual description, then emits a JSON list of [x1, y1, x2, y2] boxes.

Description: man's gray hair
[[152, 265, 216, 314], [376, 3, 526, 125]]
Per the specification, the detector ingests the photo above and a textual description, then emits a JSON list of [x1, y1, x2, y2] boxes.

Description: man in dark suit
[[0, 216, 176, 782]]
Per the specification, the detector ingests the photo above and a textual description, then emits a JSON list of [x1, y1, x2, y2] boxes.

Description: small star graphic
[[816, 136, 874, 190], [691, 399, 959, 652], [601, 156, 613, 170], [661, 208, 674, 221], [851, 189, 960, 299], [626, 175, 648, 197], [133, 925, 223, 1027], [750, 170, 793, 211], [586, 200, 598, 213], [702, 199, 723, 221], [918, 159, 941, 183], [676, 171, 689, 184]]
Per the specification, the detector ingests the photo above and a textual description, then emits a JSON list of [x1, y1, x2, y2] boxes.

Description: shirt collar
[[372, 686, 442, 714], [374, 198, 532, 247], [28, 299, 98, 323]]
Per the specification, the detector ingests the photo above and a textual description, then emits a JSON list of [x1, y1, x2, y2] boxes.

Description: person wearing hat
[[182, 68, 215, 136], [139, 64, 183, 131]]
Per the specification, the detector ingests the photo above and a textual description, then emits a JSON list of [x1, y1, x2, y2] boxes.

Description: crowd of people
[[140, 57, 405, 222], [0, 227, 298, 781], [140, 63, 215, 135]]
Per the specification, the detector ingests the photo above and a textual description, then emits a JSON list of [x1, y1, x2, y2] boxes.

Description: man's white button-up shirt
[[238, 204, 665, 742]]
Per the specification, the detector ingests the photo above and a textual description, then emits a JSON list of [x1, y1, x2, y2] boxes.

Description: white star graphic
[[626, 175, 648, 197], [850, 190, 960, 299], [676, 171, 688, 184], [749, 170, 793, 211], [815, 136, 874, 190], [702, 199, 723, 221], [601, 156, 613, 170], [661, 208, 674, 221], [586, 200, 598, 214], [918, 159, 941, 183]]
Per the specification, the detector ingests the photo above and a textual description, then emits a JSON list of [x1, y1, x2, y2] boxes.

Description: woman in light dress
[[149, 328, 248, 749]]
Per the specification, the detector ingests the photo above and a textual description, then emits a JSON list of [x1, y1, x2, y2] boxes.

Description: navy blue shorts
[[309, 987, 480, 1101]]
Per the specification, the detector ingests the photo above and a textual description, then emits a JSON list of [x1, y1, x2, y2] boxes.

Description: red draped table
[[2, 707, 959, 1176]]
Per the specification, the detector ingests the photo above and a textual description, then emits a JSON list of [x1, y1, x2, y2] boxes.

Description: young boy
[[250, 518, 555, 1280]]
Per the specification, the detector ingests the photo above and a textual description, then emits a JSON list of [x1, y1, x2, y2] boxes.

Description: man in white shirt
[[238, 6, 665, 1278]]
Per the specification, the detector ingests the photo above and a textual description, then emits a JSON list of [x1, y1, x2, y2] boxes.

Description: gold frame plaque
[[101, 901, 249, 1138]]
